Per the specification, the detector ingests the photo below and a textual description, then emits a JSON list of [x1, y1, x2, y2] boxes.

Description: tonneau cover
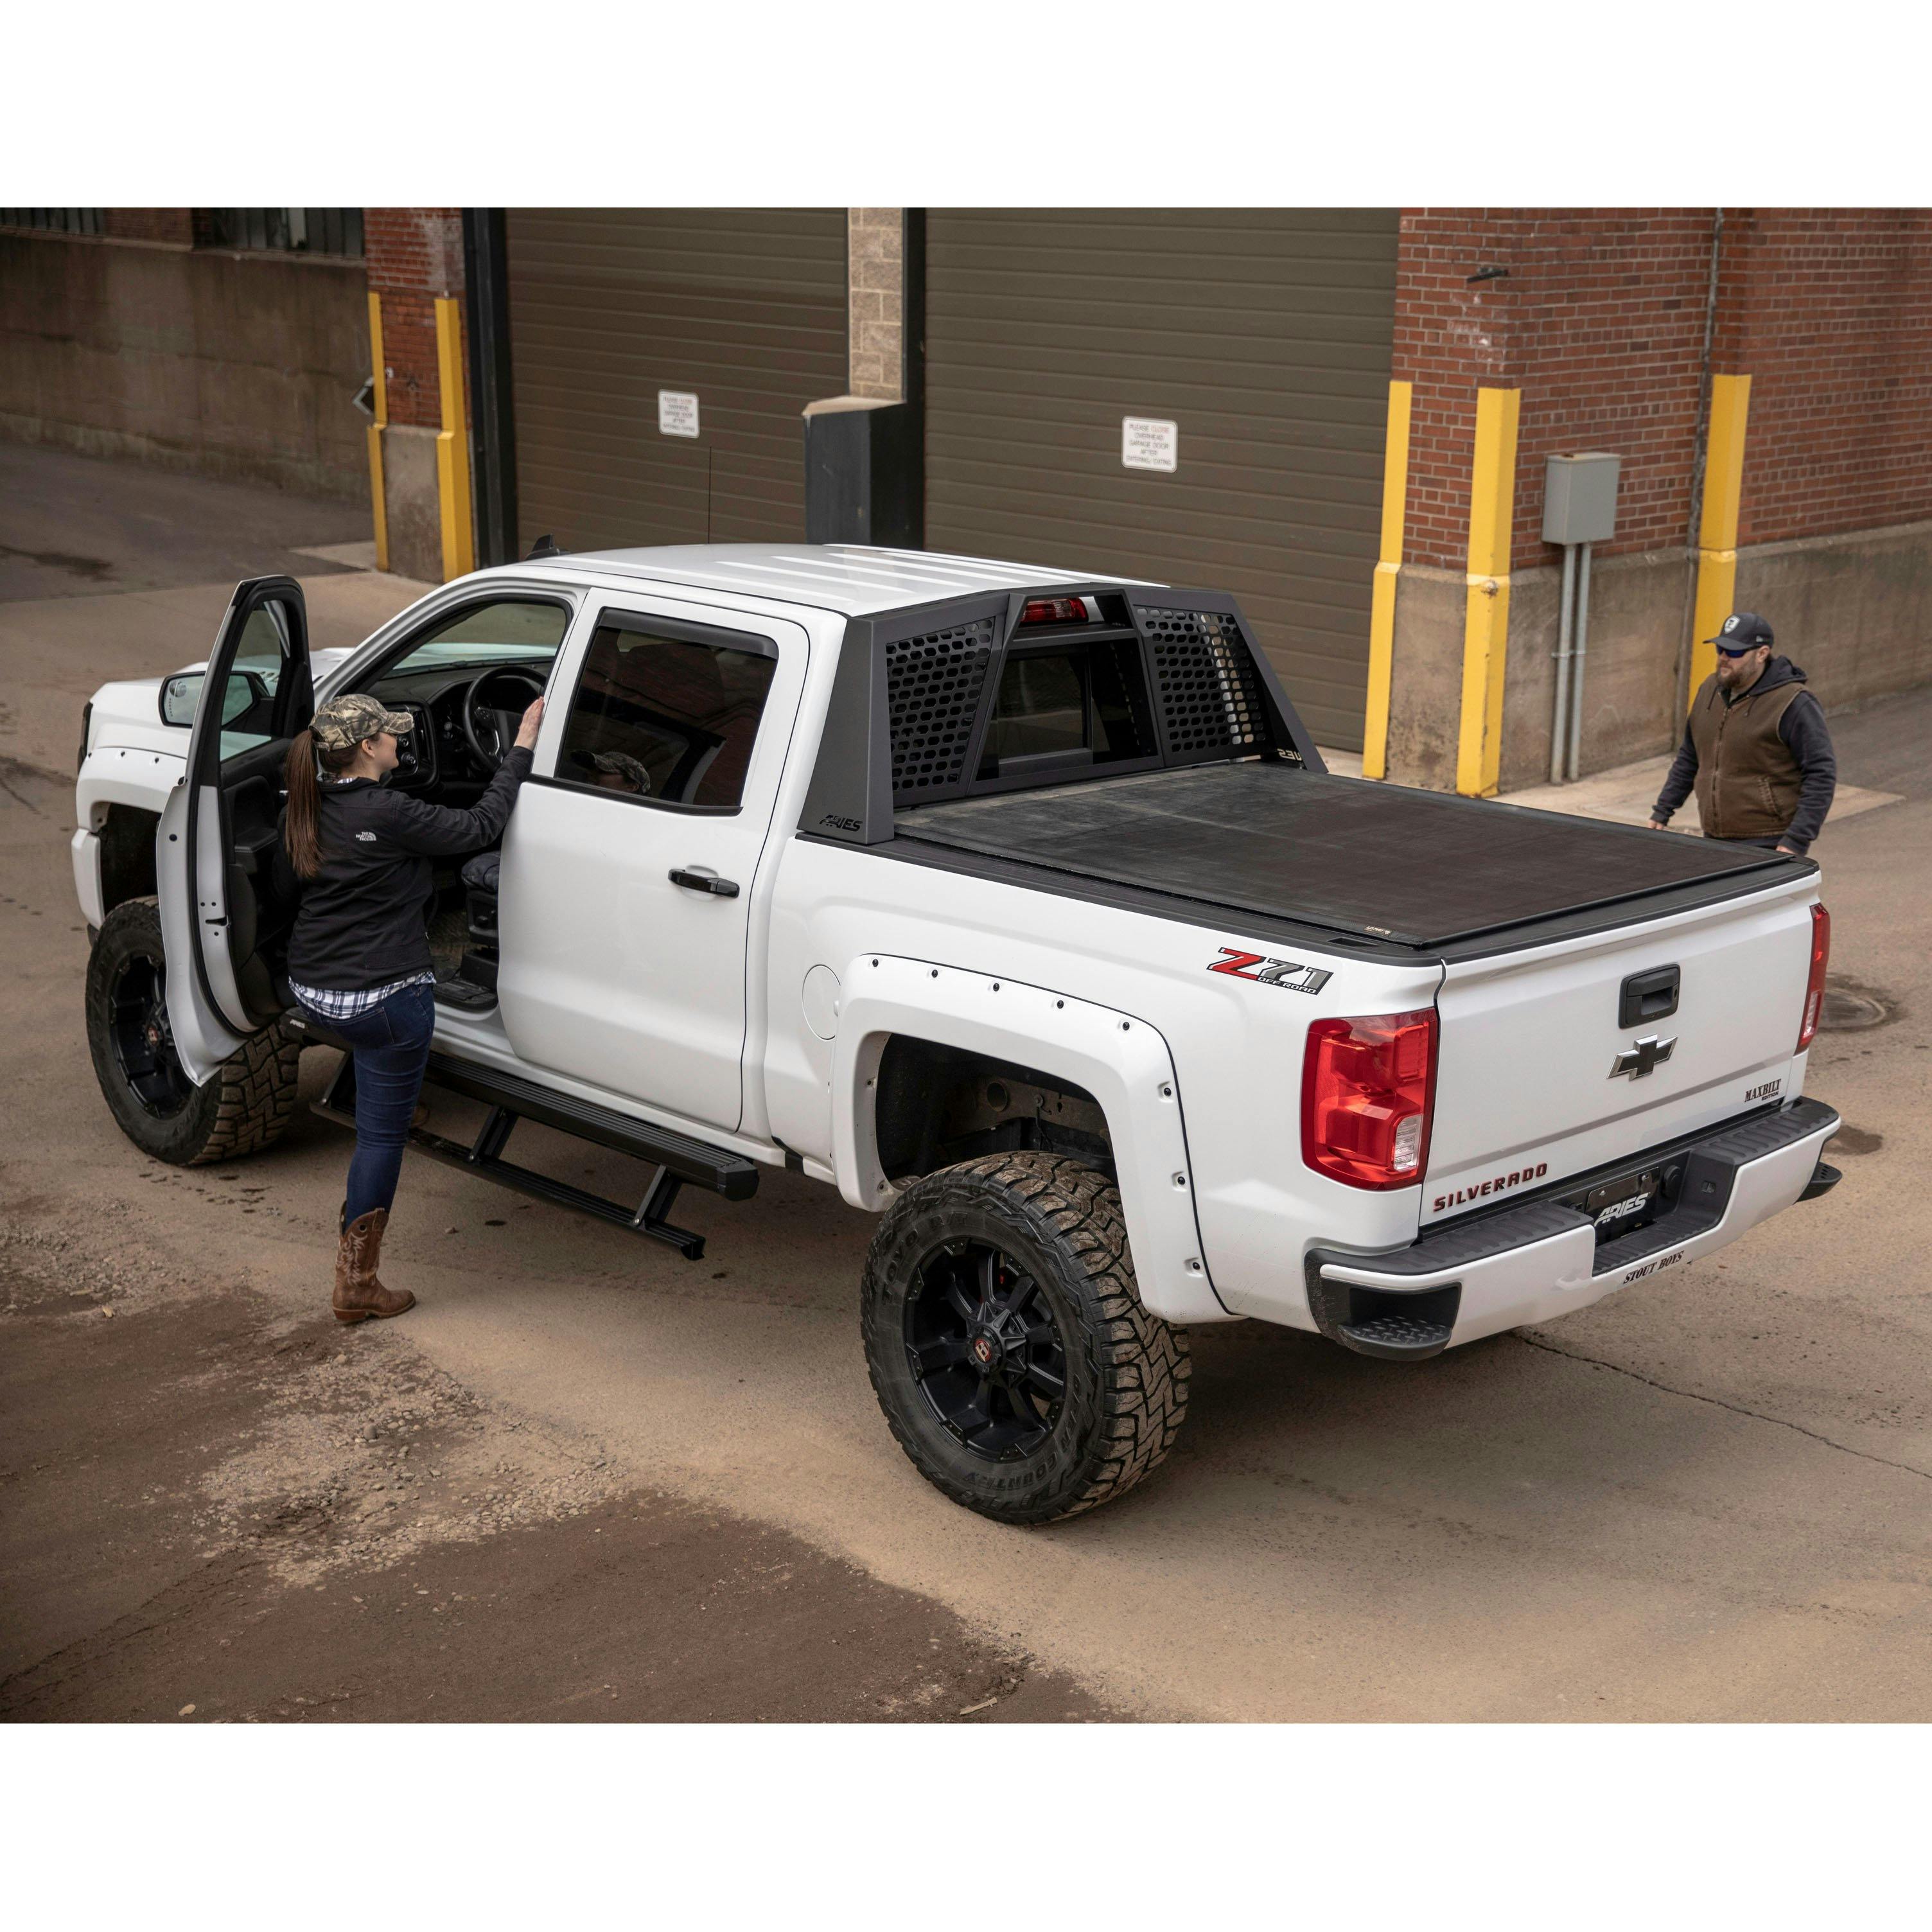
[[891, 763, 1793, 949]]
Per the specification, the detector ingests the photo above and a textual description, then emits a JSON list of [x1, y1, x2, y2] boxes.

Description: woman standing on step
[[282, 690, 543, 1324]]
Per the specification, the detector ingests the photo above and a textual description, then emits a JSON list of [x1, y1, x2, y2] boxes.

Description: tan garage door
[[506, 209, 847, 554], [926, 209, 1398, 750]]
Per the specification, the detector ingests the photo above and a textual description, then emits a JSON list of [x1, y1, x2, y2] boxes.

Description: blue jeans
[[315, 981, 437, 1227]]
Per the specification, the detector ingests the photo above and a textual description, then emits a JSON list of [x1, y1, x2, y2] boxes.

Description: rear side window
[[976, 635, 1157, 780], [557, 622, 776, 810]]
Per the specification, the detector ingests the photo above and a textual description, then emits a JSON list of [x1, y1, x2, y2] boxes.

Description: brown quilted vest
[[1687, 671, 1805, 839]]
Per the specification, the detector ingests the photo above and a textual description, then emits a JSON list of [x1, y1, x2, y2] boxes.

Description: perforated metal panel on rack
[[1139, 608, 1272, 762], [885, 619, 998, 803]]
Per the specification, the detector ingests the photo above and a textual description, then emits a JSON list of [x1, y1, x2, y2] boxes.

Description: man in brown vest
[[1649, 611, 1838, 857]]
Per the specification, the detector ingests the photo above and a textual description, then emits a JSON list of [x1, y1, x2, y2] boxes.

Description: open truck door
[[157, 577, 313, 1084]]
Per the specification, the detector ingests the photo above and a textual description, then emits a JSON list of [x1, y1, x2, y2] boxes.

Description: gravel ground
[[1, 1211, 1106, 1723]]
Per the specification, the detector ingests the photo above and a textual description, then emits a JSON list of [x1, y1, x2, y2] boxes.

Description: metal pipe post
[[1566, 541, 1594, 782], [1550, 541, 1577, 784]]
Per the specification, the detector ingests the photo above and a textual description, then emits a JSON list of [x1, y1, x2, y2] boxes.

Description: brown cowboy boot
[[333, 1208, 416, 1323]]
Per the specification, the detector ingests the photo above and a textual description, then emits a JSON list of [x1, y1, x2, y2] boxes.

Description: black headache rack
[[798, 584, 1326, 846], [312, 1044, 759, 1261]]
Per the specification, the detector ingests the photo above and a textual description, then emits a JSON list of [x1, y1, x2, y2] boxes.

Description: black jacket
[[1651, 655, 1838, 854], [285, 748, 532, 992]]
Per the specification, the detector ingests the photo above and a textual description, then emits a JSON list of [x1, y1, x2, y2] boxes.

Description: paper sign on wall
[[659, 391, 700, 438], [1122, 417, 1178, 472]]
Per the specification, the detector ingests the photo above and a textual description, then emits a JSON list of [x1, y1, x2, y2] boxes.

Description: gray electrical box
[[1542, 452, 1622, 545]]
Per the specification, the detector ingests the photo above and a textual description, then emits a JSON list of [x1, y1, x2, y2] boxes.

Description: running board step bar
[[313, 1049, 759, 1262]]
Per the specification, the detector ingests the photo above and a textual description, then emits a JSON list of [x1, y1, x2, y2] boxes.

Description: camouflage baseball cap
[[312, 692, 415, 751]]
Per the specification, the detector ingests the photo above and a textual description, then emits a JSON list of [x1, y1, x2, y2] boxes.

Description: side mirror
[[159, 669, 271, 730], [159, 672, 201, 727]]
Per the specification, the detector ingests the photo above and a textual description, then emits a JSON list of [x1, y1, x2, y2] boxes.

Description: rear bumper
[[1304, 1098, 1840, 1360]]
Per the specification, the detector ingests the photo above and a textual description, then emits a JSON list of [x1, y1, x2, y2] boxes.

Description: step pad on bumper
[[1337, 1308, 1457, 1359]]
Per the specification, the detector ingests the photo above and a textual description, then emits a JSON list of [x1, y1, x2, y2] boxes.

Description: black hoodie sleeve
[[1651, 719, 1700, 823], [372, 746, 534, 856], [1775, 691, 1837, 853]]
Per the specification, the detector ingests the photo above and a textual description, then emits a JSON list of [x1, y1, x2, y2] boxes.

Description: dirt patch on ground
[[0, 1222, 1110, 1723]]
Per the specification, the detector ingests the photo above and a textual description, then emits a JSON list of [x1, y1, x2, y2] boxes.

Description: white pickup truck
[[74, 546, 1841, 1522]]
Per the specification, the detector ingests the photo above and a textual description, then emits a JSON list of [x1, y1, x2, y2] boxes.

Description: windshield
[[385, 599, 571, 678]]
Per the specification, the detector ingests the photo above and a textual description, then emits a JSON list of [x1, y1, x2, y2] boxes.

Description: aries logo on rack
[[1207, 949, 1333, 994]]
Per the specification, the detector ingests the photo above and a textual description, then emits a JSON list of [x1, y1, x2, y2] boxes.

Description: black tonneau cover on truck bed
[[892, 762, 1797, 949]]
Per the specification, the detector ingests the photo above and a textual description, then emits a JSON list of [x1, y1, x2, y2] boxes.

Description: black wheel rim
[[108, 951, 193, 1118], [904, 1240, 1067, 1462]]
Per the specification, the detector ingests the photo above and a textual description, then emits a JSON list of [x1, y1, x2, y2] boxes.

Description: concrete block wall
[[0, 220, 371, 501], [847, 208, 904, 401]]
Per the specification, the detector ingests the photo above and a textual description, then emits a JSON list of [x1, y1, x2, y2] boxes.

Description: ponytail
[[283, 729, 359, 878], [284, 730, 322, 877]]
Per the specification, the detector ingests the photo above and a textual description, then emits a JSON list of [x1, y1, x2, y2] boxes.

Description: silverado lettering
[[1433, 1163, 1549, 1213]]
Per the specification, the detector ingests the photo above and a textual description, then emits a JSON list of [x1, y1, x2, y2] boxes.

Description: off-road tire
[[861, 1152, 1190, 1525], [85, 897, 302, 1167]]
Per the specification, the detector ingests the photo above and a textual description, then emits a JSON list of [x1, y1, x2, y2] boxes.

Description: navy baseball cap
[[1708, 611, 1774, 654]]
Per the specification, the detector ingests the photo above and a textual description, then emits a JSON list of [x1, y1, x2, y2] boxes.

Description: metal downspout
[[1676, 207, 1726, 717]]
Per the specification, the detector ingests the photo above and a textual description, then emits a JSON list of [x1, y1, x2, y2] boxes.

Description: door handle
[[669, 866, 740, 898]]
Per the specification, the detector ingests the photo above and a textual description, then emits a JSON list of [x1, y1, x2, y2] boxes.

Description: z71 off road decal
[[1208, 948, 1332, 994]]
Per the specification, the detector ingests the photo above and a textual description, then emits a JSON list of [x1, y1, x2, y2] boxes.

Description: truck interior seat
[[433, 847, 502, 1008]]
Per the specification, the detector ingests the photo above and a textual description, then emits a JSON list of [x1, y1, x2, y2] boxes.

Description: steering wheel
[[461, 669, 545, 769]]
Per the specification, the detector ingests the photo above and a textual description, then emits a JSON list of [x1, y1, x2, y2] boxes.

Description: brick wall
[[1390, 209, 1518, 568], [1393, 210, 1718, 571], [1393, 208, 1932, 574], [1714, 210, 1932, 545], [103, 209, 193, 245], [365, 207, 465, 429]]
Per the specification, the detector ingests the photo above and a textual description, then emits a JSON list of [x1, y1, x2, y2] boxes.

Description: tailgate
[[1423, 875, 1818, 1224]]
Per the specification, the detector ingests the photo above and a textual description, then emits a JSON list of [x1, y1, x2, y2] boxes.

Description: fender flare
[[831, 953, 1236, 1325], [76, 746, 187, 827]]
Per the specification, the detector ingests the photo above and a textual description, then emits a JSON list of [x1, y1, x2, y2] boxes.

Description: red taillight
[[1301, 1008, 1438, 1191], [1796, 902, 1831, 1051], [1019, 596, 1088, 626]]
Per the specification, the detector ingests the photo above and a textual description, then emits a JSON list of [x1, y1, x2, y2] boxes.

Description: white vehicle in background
[[73, 547, 1841, 1522]]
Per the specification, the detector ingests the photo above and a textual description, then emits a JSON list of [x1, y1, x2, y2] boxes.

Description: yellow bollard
[[435, 295, 475, 582], [1360, 379, 1413, 782], [1455, 386, 1522, 798]]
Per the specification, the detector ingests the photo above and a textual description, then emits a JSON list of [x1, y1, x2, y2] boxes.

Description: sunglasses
[[1715, 644, 1764, 658]]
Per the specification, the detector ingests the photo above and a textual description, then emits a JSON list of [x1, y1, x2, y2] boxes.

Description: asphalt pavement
[[3, 444, 1929, 1721]]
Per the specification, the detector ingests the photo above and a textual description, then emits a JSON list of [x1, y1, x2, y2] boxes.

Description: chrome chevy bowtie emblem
[[1611, 1035, 1676, 1080]]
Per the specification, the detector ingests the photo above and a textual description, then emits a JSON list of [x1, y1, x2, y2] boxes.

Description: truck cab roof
[[507, 543, 1155, 617]]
